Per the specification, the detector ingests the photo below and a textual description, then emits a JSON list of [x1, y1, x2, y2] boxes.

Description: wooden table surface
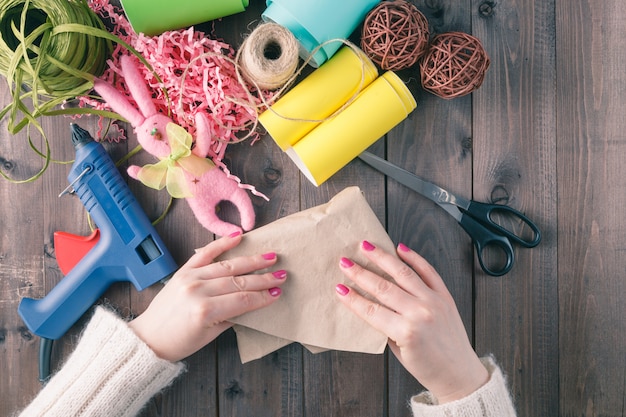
[[1, 1, 625, 416]]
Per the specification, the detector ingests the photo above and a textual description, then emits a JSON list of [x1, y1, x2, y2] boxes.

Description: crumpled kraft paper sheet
[[222, 186, 397, 363]]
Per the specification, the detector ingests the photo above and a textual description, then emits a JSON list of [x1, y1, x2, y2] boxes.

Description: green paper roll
[[120, 0, 249, 36]]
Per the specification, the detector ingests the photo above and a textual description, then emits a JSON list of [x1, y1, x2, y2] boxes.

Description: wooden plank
[[116, 118, 219, 416], [556, 1, 626, 415], [118, 123, 219, 416], [216, 138, 303, 417], [386, 89, 475, 409], [148, 3, 303, 414], [212, 6, 306, 416], [386, 1, 475, 412], [473, 0, 559, 416], [301, 139, 387, 417], [0, 91, 46, 415]]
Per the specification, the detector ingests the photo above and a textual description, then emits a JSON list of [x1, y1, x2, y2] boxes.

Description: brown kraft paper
[[222, 187, 397, 363]]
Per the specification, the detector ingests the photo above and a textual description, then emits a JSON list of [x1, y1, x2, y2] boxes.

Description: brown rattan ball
[[419, 31, 490, 99], [361, 0, 430, 71]]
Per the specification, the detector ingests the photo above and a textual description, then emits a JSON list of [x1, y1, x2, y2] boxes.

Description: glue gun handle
[[18, 253, 118, 340]]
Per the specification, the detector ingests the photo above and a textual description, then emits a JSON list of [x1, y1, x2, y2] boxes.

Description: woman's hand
[[129, 233, 286, 362], [336, 241, 489, 404]]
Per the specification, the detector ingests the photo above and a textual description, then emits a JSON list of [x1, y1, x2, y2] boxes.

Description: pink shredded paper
[[81, 0, 269, 199]]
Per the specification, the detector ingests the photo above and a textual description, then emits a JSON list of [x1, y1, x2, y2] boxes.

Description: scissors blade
[[358, 152, 465, 222]]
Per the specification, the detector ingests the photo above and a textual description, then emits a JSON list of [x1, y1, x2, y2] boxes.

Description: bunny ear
[[193, 112, 212, 157], [120, 55, 158, 119], [93, 78, 145, 127]]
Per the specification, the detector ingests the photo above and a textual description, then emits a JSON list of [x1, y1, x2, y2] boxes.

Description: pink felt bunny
[[93, 55, 255, 237]]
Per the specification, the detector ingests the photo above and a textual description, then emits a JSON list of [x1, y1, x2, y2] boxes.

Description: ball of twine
[[419, 31, 490, 99], [360, 0, 430, 71], [237, 23, 300, 91]]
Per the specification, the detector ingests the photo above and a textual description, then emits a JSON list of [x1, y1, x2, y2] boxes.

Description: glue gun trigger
[[53, 229, 101, 275]]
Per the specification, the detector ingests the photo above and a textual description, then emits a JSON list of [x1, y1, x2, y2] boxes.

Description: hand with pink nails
[[128, 233, 286, 362], [336, 241, 489, 404]]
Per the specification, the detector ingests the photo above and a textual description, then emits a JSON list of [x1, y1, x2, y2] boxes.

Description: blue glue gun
[[18, 123, 178, 343]]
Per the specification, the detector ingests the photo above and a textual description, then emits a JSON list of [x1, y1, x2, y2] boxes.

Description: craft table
[[1, 1, 625, 416]]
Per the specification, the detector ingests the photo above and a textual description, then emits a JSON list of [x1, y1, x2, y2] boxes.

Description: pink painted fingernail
[[336, 284, 350, 296], [262, 252, 277, 260], [340, 257, 354, 268], [272, 270, 287, 280], [398, 243, 411, 252], [268, 287, 282, 297], [362, 240, 376, 251], [229, 231, 242, 238]]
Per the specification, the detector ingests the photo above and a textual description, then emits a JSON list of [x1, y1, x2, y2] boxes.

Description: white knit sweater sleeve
[[19, 307, 185, 417], [410, 356, 516, 417]]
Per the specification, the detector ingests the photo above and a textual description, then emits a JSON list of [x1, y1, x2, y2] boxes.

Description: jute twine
[[237, 23, 300, 91], [361, 0, 430, 71], [419, 31, 490, 99]]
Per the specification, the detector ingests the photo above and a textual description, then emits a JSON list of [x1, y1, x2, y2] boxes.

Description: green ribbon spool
[[0, 0, 169, 183]]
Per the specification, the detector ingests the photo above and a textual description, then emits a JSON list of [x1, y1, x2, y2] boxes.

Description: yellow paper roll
[[287, 71, 417, 186], [259, 45, 378, 150]]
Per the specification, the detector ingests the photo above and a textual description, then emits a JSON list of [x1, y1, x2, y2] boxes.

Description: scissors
[[358, 152, 541, 276]]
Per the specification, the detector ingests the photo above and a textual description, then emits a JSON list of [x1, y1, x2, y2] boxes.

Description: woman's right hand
[[336, 241, 489, 404]]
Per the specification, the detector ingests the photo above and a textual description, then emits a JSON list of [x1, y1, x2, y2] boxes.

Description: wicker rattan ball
[[361, 0, 430, 71], [420, 31, 490, 99]]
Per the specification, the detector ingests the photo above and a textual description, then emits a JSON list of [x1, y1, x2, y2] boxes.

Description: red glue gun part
[[54, 229, 101, 275]]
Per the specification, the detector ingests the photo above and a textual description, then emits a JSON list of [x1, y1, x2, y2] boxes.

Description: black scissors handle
[[464, 201, 542, 248], [458, 214, 515, 276]]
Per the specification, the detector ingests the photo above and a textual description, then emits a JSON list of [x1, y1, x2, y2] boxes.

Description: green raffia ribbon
[[0, 0, 165, 183], [137, 123, 215, 199]]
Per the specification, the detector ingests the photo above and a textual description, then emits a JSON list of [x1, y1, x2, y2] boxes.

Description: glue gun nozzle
[[70, 123, 94, 149]]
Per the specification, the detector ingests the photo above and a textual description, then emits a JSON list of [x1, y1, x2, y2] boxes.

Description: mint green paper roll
[[262, 0, 380, 67], [120, 0, 249, 36]]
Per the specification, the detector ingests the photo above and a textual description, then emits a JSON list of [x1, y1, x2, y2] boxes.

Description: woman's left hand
[[129, 233, 286, 362]]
